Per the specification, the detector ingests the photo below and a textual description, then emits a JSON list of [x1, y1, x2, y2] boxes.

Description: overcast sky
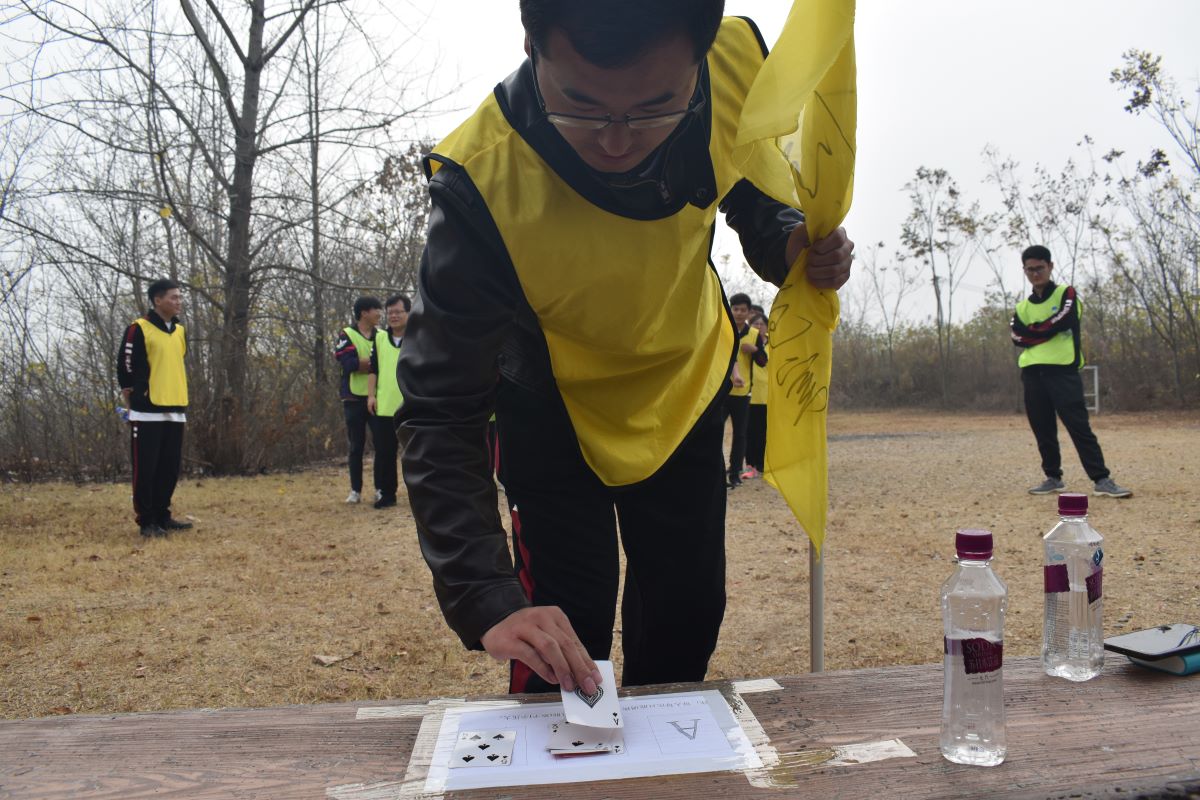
[[406, 0, 1200, 321]]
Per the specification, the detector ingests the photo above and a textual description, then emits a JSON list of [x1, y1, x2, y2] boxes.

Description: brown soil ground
[[1, 410, 1197, 720]]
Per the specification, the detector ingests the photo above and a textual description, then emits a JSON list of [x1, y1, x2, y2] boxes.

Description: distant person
[[334, 296, 382, 504], [743, 312, 769, 479], [1011, 245, 1132, 498], [117, 279, 193, 537], [367, 294, 410, 510], [724, 293, 766, 487]]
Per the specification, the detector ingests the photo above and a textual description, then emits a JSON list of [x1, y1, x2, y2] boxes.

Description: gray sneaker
[[1028, 477, 1066, 495], [1093, 477, 1133, 498]]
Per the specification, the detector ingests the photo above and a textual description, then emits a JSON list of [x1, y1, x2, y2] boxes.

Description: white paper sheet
[[424, 690, 761, 792]]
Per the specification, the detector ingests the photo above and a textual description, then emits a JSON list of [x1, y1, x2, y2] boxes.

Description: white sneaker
[[374, 489, 383, 503], [345, 490, 361, 504]]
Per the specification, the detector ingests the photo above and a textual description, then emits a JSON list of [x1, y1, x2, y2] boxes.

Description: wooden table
[[2, 657, 1198, 799]]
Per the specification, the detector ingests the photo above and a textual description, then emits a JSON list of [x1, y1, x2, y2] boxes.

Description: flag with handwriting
[[732, 0, 856, 556]]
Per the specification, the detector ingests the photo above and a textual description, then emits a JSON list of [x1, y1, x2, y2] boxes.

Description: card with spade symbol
[[560, 659, 622, 728], [545, 721, 625, 756], [449, 729, 516, 768]]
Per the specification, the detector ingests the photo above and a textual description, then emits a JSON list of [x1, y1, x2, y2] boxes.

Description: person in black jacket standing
[[117, 279, 194, 537]]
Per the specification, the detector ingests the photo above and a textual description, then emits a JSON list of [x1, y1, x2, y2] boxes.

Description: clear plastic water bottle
[[941, 529, 1007, 767], [1042, 493, 1104, 681]]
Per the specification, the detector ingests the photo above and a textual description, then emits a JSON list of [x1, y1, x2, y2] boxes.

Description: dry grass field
[[2, 409, 1198, 721]]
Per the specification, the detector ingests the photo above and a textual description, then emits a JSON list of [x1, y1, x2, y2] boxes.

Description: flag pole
[[811, 543, 824, 672]]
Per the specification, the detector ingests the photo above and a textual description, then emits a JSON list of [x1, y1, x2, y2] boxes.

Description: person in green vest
[[367, 294, 410, 510], [397, 0, 854, 697], [334, 296, 382, 504], [743, 311, 770, 480], [116, 279, 194, 538], [724, 293, 766, 488], [1011, 245, 1132, 498]]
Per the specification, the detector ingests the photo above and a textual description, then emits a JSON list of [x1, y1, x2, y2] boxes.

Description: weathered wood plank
[[0, 657, 1197, 799]]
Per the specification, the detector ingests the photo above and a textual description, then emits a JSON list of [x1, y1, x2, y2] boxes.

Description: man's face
[[386, 303, 408, 333], [361, 306, 382, 327], [531, 29, 699, 174], [731, 303, 750, 326], [153, 288, 183, 319], [1023, 258, 1053, 293]]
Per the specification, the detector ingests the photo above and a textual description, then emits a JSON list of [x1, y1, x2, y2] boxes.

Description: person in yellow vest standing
[[397, 0, 854, 696], [334, 296, 382, 504], [724, 293, 766, 488], [743, 311, 770, 479], [367, 294, 409, 510], [1011, 245, 1132, 498], [117, 279, 193, 538]]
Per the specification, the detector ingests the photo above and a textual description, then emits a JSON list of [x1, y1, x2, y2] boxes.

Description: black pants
[[746, 402, 767, 472], [496, 380, 728, 692], [130, 420, 184, 527], [1022, 365, 1109, 481], [343, 398, 373, 493], [371, 413, 399, 500], [723, 394, 750, 481]]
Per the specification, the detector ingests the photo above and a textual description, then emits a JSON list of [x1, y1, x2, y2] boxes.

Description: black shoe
[[139, 524, 168, 538], [727, 478, 742, 489], [373, 495, 397, 509], [161, 517, 193, 530]]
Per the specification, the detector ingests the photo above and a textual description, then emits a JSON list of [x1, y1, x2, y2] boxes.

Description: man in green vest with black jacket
[[1011, 245, 1132, 498], [397, 0, 854, 698], [334, 296, 382, 504], [367, 294, 409, 510]]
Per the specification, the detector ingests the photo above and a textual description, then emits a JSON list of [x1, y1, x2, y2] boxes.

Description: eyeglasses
[[530, 48, 704, 131]]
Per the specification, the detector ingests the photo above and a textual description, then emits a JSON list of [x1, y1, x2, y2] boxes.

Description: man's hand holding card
[[549, 660, 624, 757]]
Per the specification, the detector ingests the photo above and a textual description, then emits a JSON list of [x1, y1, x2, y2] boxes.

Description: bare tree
[[0, 0, 438, 471], [901, 167, 982, 404]]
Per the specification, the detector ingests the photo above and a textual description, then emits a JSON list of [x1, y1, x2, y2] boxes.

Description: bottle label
[[1044, 563, 1069, 593], [1044, 564, 1103, 603], [944, 637, 1003, 674], [1086, 567, 1103, 604]]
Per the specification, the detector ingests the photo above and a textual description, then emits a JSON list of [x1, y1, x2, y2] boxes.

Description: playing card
[[560, 659, 622, 728], [546, 721, 625, 756], [449, 729, 516, 768]]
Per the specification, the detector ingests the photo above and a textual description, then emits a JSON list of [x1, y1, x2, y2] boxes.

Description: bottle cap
[[955, 529, 993, 560], [1058, 493, 1088, 516]]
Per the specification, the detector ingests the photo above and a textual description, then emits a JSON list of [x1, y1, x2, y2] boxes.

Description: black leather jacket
[[397, 48, 804, 651]]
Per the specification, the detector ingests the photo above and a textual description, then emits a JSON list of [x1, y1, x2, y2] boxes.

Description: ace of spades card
[[560, 660, 623, 729], [449, 729, 517, 769]]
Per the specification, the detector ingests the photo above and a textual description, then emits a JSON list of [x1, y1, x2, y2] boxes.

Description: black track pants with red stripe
[[496, 378, 729, 693], [130, 420, 184, 527]]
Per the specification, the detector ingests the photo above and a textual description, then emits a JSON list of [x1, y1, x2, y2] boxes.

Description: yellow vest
[[134, 317, 187, 407], [374, 332, 404, 417], [430, 18, 775, 487], [1016, 285, 1082, 368], [344, 327, 373, 396], [730, 325, 756, 398], [751, 343, 768, 405]]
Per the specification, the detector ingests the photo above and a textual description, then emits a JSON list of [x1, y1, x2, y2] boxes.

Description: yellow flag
[[732, 0, 856, 556]]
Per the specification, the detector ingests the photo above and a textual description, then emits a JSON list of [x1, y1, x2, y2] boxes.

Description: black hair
[[1021, 245, 1052, 263], [520, 0, 725, 68], [147, 279, 180, 305], [353, 296, 383, 320], [385, 293, 412, 312], [749, 313, 767, 325], [750, 304, 765, 315], [729, 292, 752, 309]]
